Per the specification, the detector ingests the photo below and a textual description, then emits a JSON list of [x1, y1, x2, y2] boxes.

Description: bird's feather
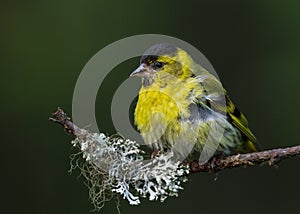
[[133, 44, 260, 157]]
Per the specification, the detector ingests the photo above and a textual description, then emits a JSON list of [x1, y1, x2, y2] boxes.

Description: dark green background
[[1, 0, 300, 213]]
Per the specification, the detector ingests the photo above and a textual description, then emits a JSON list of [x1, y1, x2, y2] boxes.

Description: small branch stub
[[49, 107, 87, 137]]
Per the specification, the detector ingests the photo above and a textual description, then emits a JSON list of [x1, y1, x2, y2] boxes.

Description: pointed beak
[[130, 63, 154, 77]]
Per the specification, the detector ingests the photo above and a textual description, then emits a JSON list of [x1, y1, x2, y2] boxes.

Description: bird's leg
[[150, 140, 165, 158]]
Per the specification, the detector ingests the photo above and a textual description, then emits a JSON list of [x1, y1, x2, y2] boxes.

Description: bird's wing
[[191, 64, 258, 147], [224, 95, 256, 143]]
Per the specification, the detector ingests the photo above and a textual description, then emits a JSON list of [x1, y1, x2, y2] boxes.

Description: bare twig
[[49, 107, 300, 173], [49, 107, 87, 137]]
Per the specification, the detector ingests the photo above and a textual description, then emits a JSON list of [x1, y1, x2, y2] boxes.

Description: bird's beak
[[130, 63, 154, 77]]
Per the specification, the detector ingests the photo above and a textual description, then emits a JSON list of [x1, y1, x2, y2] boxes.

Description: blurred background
[[1, 0, 300, 213]]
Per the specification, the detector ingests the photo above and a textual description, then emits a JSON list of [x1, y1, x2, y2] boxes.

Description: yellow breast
[[135, 89, 178, 132], [134, 77, 200, 135]]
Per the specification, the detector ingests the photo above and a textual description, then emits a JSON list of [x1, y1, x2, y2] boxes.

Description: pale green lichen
[[69, 131, 189, 210]]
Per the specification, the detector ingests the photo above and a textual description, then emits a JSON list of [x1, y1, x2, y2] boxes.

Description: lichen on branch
[[49, 107, 300, 210], [50, 108, 188, 210]]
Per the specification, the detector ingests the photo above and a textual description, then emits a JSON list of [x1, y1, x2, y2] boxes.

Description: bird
[[130, 43, 260, 160]]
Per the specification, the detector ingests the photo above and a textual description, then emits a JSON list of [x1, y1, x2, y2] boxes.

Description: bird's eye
[[152, 61, 164, 70]]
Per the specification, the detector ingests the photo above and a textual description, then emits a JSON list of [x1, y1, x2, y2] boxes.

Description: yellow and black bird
[[130, 43, 260, 158]]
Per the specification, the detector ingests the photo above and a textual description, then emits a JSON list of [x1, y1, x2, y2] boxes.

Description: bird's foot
[[151, 149, 162, 159]]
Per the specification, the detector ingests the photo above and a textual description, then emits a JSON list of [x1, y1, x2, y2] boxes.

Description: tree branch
[[49, 107, 300, 173], [187, 146, 300, 173]]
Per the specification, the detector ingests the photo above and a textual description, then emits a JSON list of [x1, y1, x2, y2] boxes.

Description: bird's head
[[130, 43, 195, 86]]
